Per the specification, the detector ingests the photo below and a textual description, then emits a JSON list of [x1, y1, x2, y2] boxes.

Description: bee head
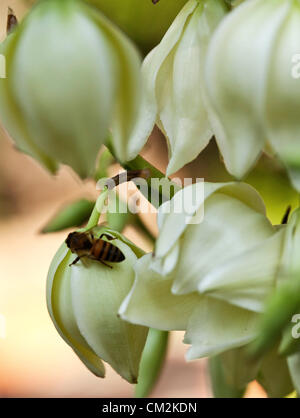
[[65, 232, 92, 252]]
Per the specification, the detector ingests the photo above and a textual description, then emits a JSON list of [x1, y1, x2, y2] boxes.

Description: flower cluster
[[1, 0, 300, 397], [119, 182, 297, 396]]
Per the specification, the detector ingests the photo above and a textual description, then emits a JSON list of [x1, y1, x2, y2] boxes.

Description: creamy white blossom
[[0, 0, 141, 177], [120, 182, 285, 360], [47, 226, 148, 383], [128, 0, 227, 175], [205, 0, 300, 190]]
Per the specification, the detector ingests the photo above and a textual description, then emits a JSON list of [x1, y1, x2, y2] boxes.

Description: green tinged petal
[[0, 0, 142, 178], [87, 7, 142, 163], [128, 0, 227, 172], [205, 0, 290, 178], [47, 244, 106, 377], [265, 5, 300, 190], [47, 227, 148, 383], [219, 346, 261, 391], [127, 0, 198, 160], [70, 239, 147, 383], [0, 32, 57, 172], [209, 355, 246, 398], [257, 346, 294, 398], [288, 353, 300, 395], [252, 210, 300, 356], [162, 0, 226, 176], [11, 0, 117, 178], [279, 322, 300, 357]]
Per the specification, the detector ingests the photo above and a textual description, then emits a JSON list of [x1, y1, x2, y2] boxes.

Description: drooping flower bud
[[0, 0, 142, 178], [128, 0, 227, 175], [205, 0, 300, 190], [46, 226, 148, 383]]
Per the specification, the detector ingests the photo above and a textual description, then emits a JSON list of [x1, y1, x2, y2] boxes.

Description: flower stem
[[86, 187, 109, 229], [135, 329, 169, 398], [209, 356, 245, 398], [105, 146, 180, 209]]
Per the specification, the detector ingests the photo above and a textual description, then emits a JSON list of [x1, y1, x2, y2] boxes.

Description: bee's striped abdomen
[[93, 239, 125, 263]]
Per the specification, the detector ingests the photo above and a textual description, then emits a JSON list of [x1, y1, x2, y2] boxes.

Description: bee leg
[[69, 256, 81, 266], [100, 260, 113, 269], [99, 233, 116, 241]]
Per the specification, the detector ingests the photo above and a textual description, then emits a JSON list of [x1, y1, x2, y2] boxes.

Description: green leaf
[[41, 199, 95, 233]]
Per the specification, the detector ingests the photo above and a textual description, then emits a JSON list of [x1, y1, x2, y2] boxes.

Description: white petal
[[119, 254, 201, 330], [156, 183, 269, 292], [47, 245, 105, 377], [185, 297, 259, 359], [127, 0, 199, 160], [70, 239, 148, 383], [156, 181, 266, 263], [150, 242, 180, 276], [197, 228, 285, 312], [277, 209, 300, 281], [0, 35, 57, 172], [12, 2, 116, 178], [265, 6, 300, 192], [205, 0, 290, 178], [162, 0, 226, 175], [106, 17, 142, 162]]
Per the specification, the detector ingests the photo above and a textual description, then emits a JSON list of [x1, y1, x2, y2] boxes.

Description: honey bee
[[65, 231, 125, 268]]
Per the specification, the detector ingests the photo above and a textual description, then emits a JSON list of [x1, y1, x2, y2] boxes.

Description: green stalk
[[105, 148, 173, 397], [209, 357, 246, 398], [86, 187, 109, 229], [105, 145, 181, 207], [135, 329, 169, 398]]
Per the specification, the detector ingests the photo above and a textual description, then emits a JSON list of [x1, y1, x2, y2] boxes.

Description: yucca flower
[[119, 181, 298, 395], [47, 226, 148, 383], [252, 208, 300, 394], [0, 0, 141, 178], [205, 0, 300, 190], [128, 0, 227, 175], [120, 182, 285, 357]]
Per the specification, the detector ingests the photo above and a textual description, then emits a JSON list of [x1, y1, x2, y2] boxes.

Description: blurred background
[[1, 0, 297, 398]]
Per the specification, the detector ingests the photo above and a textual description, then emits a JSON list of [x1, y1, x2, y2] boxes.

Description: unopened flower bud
[[47, 226, 148, 383], [205, 0, 300, 189], [0, 0, 142, 177], [128, 0, 227, 175]]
